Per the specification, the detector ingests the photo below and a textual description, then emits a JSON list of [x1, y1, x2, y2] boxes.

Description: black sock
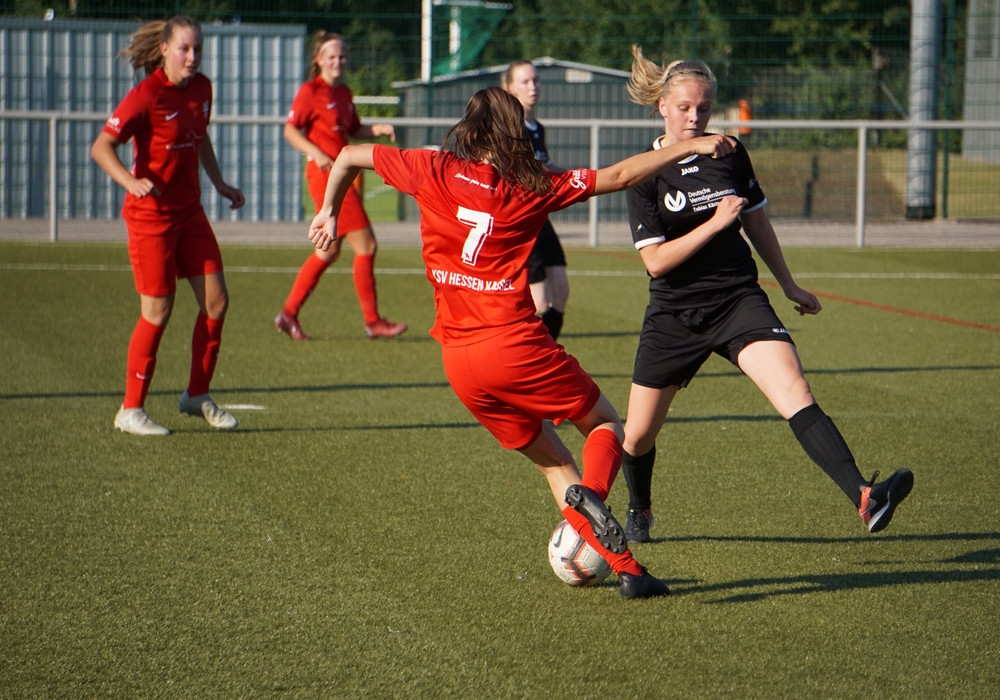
[[621, 445, 656, 511], [541, 308, 564, 340], [789, 404, 866, 507]]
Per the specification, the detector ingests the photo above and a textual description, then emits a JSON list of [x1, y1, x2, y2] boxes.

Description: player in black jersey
[[619, 46, 913, 543], [503, 61, 570, 340]]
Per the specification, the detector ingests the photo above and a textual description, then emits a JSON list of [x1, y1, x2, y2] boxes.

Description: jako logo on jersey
[[569, 169, 588, 190], [772, 327, 789, 335], [681, 165, 700, 175], [749, 177, 757, 190], [663, 191, 687, 212]]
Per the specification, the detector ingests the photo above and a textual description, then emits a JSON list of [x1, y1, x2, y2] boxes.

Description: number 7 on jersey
[[458, 206, 494, 266]]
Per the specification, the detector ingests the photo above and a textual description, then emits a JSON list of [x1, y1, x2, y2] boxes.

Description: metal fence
[[3, 110, 999, 247], [0, 17, 305, 222], [3, 11, 1000, 244]]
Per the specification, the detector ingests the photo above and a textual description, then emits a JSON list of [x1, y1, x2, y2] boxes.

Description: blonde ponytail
[[628, 45, 717, 115]]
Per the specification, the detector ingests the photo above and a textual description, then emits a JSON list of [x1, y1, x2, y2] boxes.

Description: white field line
[[1, 262, 998, 281]]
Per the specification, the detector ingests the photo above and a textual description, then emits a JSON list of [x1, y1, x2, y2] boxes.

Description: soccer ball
[[548, 519, 612, 587]]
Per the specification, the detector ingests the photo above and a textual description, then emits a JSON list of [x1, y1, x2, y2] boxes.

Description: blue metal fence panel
[[964, 0, 1000, 164], [0, 17, 307, 222]]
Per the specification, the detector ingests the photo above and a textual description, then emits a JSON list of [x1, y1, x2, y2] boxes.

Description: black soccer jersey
[[525, 120, 551, 166], [627, 136, 767, 308]]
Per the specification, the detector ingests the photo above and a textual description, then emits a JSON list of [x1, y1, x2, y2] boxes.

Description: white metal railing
[[2, 110, 999, 245]]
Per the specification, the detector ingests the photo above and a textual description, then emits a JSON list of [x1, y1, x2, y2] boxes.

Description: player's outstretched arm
[[309, 143, 377, 251], [593, 134, 735, 195]]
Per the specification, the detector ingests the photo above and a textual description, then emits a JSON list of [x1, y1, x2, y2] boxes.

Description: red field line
[[758, 279, 1000, 333]]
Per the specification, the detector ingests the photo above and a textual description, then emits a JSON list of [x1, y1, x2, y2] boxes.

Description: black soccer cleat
[[618, 568, 671, 599], [564, 484, 627, 554], [859, 468, 914, 533], [625, 508, 655, 544]]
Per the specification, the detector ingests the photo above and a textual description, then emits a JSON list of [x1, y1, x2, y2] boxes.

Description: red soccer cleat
[[274, 310, 311, 341], [365, 317, 408, 339]]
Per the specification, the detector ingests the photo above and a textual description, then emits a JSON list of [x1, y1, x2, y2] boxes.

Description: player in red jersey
[[309, 87, 736, 599], [274, 31, 407, 341], [91, 16, 245, 436]]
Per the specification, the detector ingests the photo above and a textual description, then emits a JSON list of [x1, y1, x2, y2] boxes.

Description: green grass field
[[2, 241, 999, 697], [743, 148, 1000, 220]]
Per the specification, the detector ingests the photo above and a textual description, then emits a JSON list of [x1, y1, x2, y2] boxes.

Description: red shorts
[[440, 321, 601, 450], [124, 207, 223, 297], [306, 162, 371, 234]]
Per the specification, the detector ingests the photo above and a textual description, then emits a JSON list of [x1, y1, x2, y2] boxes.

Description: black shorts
[[527, 219, 566, 284], [632, 286, 796, 389]]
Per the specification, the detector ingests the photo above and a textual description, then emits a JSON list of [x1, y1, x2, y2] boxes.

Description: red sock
[[284, 253, 330, 316], [353, 253, 380, 325], [561, 506, 643, 576], [124, 316, 164, 409], [580, 428, 623, 501], [188, 312, 224, 397]]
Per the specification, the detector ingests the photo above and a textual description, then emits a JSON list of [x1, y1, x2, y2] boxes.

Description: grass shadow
[[658, 532, 1000, 603], [680, 565, 1000, 604]]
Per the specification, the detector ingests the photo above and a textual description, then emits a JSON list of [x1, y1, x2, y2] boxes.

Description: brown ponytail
[[119, 15, 201, 76]]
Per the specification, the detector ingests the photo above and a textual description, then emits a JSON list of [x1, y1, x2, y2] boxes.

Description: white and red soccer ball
[[548, 519, 612, 587]]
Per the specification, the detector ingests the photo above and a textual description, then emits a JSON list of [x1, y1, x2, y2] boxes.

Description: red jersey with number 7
[[372, 145, 595, 345]]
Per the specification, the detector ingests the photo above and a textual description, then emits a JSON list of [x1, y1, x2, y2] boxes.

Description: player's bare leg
[[520, 406, 670, 598]]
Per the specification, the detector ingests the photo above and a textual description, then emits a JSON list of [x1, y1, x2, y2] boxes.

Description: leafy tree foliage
[[3, 0, 960, 119]]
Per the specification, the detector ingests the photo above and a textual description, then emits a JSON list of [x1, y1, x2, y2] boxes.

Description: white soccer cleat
[[178, 390, 238, 430], [114, 405, 171, 436]]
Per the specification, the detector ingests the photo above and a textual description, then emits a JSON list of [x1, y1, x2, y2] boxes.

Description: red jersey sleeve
[[372, 145, 434, 195], [285, 81, 314, 131], [103, 79, 151, 145], [541, 168, 596, 211]]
